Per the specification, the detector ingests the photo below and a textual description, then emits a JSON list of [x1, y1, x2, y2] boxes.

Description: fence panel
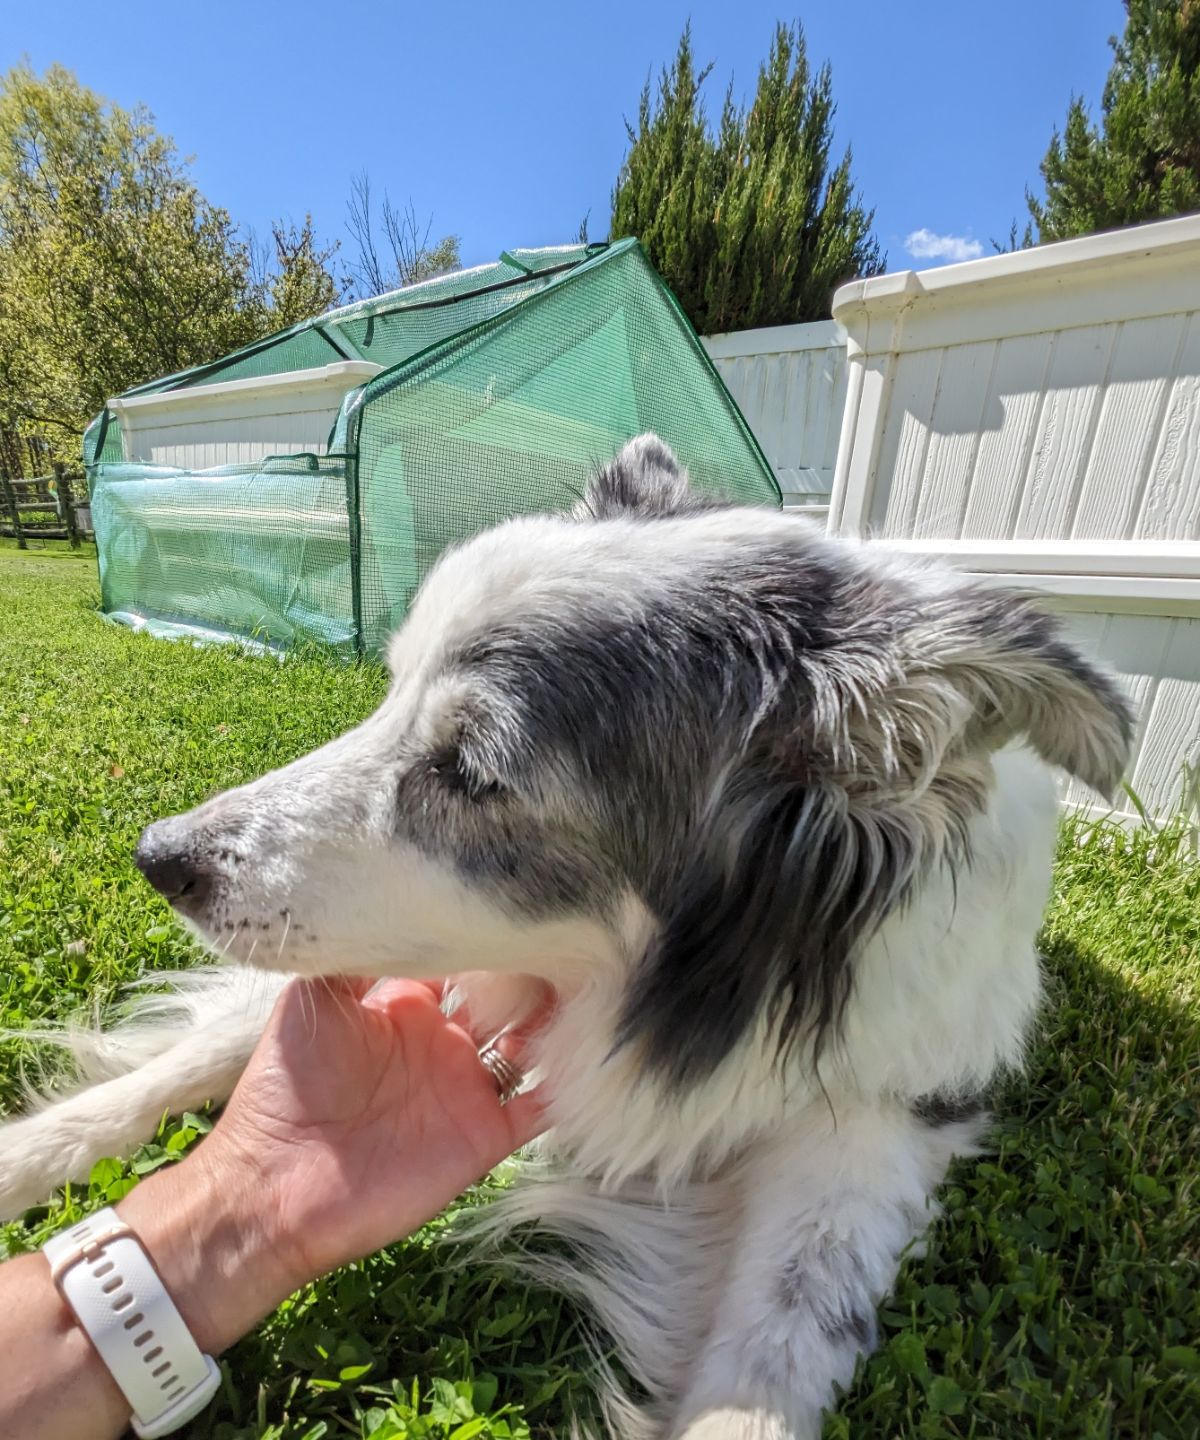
[[695, 220, 1200, 824], [823, 218, 1200, 824], [106, 361, 381, 469], [702, 321, 847, 513], [828, 215, 1200, 544]]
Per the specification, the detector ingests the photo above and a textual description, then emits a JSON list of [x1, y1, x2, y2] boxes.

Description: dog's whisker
[[298, 976, 317, 1042], [275, 910, 291, 969]]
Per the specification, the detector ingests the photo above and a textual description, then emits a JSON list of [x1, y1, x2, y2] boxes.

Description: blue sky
[[5, 1, 1126, 275]]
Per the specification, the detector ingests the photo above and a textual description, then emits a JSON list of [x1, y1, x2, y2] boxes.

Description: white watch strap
[[43, 1206, 221, 1438]]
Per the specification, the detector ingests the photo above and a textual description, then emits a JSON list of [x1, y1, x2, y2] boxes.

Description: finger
[[443, 973, 556, 1042], [455, 977, 557, 1050], [497, 1082, 550, 1150], [333, 975, 375, 1001], [362, 977, 444, 1013], [484, 992, 556, 1068]]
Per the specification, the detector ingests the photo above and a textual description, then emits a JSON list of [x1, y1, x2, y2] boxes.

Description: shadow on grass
[[829, 820, 1199, 1439], [0, 537, 97, 561]]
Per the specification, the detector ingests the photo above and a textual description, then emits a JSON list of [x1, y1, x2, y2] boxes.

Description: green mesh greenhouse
[[83, 239, 780, 657]]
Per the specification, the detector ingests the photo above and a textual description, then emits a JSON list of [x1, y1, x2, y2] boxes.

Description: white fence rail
[[703, 321, 847, 512], [108, 362, 381, 469], [709, 216, 1200, 824], [827, 216, 1200, 545]]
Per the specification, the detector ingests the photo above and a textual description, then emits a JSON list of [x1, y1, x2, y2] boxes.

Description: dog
[[0, 435, 1133, 1439]]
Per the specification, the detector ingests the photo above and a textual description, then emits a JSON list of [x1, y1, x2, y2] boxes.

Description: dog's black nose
[[135, 821, 213, 909]]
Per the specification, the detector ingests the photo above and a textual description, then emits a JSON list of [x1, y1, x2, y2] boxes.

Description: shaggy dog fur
[[0, 437, 1133, 1439]]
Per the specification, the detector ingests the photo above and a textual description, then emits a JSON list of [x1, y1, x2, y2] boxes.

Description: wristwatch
[[43, 1206, 222, 1438]]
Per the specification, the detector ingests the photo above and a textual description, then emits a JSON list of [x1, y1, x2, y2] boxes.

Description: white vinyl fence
[[709, 215, 1200, 824], [703, 321, 847, 513]]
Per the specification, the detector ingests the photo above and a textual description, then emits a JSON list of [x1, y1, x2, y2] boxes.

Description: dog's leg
[[0, 968, 283, 1220], [465, 1164, 741, 1440], [668, 1098, 980, 1440]]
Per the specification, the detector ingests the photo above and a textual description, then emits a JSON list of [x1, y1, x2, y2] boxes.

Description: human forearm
[[115, 1141, 304, 1356], [0, 1249, 131, 1440], [0, 1146, 305, 1440]]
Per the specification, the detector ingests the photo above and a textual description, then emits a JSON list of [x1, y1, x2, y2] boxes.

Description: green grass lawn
[[1, 545, 1197, 1439]]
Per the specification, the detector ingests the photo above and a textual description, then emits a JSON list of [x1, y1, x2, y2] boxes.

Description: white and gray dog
[[0, 436, 1133, 1439]]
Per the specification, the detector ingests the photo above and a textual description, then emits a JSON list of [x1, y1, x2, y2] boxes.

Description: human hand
[[208, 975, 549, 1277], [116, 975, 551, 1354]]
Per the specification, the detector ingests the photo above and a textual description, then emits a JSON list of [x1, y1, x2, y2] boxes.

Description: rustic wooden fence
[[0, 463, 90, 548]]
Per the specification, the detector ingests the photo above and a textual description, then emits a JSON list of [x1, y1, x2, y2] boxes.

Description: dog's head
[[136, 436, 1133, 1084]]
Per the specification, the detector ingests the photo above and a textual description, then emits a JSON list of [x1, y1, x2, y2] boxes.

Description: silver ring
[[478, 1043, 523, 1103]]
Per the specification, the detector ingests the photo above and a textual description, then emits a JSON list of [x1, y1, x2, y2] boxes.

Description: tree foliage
[[263, 215, 342, 330], [611, 22, 883, 333], [1030, 0, 1200, 241], [0, 64, 342, 454]]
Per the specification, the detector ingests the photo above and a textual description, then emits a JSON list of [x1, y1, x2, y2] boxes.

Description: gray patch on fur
[[777, 1256, 879, 1350], [912, 1091, 985, 1128]]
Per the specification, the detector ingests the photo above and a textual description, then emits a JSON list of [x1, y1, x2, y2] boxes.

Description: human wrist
[[115, 1138, 304, 1355]]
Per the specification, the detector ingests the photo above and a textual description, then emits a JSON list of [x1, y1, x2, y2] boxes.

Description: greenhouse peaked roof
[[119, 242, 608, 399]]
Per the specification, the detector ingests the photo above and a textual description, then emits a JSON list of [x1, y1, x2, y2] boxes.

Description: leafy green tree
[[1030, 0, 1200, 241], [611, 22, 883, 333], [0, 64, 340, 456], [264, 214, 342, 330]]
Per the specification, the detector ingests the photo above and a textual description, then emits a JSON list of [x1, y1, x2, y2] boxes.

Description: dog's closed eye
[[428, 746, 506, 803]]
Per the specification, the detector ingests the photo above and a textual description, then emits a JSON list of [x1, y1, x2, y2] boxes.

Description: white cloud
[[904, 228, 984, 264]]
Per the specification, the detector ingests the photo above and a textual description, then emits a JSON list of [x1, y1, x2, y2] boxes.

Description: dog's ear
[[578, 434, 714, 520], [887, 584, 1135, 798], [615, 576, 1133, 1088], [910, 584, 1135, 800]]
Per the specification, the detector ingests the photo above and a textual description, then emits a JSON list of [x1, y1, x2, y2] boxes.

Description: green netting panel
[[116, 250, 597, 399], [117, 325, 348, 399], [352, 239, 778, 653], [501, 244, 597, 274], [331, 273, 555, 371], [185, 326, 344, 387], [334, 260, 525, 318], [82, 411, 124, 467], [89, 455, 356, 653], [326, 246, 591, 323], [86, 239, 777, 657], [82, 413, 103, 466], [318, 254, 597, 367]]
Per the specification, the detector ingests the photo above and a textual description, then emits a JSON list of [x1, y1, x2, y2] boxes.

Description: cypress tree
[[1030, 0, 1200, 241], [612, 23, 883, 334]]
